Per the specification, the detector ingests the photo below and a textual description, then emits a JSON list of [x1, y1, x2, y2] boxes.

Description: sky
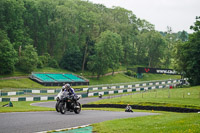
[[88, 0, 200, 33]]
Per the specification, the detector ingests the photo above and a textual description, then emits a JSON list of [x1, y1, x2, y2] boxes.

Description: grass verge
[[0, 101, 54, 113], [89, 86, 200, 109], [88, 73, 180, 85], [92, 112, 200, 133], [0, 66, 180, 89]]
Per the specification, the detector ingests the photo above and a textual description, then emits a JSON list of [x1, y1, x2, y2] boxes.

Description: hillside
[[0, 67, 180, 89]]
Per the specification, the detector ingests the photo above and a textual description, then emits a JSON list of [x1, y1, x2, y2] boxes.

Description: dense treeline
[[174, 17, 200, 86], [0, 0, 193, 80]]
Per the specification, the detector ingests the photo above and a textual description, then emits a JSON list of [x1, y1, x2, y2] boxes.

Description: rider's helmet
[[65, 83, 70, 89]]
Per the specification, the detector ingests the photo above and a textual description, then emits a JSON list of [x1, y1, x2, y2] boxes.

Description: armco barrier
[[0, 84, 176, 102], [0, 91, 24, 96], [0, 79, 181, 96]]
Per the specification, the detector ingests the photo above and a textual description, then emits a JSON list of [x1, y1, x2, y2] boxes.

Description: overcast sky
[[88, 0, 200, 33]]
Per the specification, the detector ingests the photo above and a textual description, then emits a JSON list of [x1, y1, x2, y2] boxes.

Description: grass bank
[[0, 101, 55, 113], [92, 112, 200, 133], [89, 86, 200, 109], [0, 73, 180, 89], [88, 73, 180, 85]]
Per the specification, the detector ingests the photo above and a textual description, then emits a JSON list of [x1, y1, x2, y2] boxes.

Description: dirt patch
[[86, 71, 126, 78], [0, 76, 28, 80]]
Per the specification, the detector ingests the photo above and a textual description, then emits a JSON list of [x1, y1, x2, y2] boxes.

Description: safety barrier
[[0, 83, 176, 102], [0, 79, 180, 97]]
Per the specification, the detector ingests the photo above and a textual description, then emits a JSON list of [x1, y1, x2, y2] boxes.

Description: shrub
[[125, 70, 132, 76]]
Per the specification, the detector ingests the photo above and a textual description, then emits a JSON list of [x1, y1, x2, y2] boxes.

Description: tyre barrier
[[82, 104, 200, 113]]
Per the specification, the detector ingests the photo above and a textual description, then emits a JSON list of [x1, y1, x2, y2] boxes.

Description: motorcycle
[[59, 94, 81, 114]]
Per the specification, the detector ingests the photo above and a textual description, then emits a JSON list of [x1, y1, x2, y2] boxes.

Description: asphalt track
[[0, 97, 158, 133]]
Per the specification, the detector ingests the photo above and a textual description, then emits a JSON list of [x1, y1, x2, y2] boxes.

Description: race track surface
[[0, 110, 157, 133], [0, 97, 158, 133]]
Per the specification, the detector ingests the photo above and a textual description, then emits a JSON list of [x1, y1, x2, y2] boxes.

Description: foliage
[[125, 70, 132, 76], [87, 30, 123, 78], [0, 0, 32, 49], [174, 16, 200, 86], [0, 30, 18, 74], [18, 45, 38, 73], [60, 46, 82, 72], [48, 58, 59, 68], [38, 53, 59, 68], [136, 30, 166, 67], [0, 0, 190, 75]]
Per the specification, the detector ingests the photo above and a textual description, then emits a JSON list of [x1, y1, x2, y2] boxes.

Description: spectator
[[125, 104, 133, 112]]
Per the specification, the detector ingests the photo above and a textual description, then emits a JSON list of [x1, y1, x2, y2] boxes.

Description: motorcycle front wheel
[[59, 102, 67, 114], [55, 101, 60, 112]]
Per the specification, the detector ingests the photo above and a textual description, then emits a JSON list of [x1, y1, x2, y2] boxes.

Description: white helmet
[[65, 83, 70, 88]]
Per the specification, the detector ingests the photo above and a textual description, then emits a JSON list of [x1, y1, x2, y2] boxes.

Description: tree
[[0, 0, 31, 50], [18, 45, 38, 73], [0, 30, 17, 74], [147, 31, 166, 68], [60, 46, 82, 72], [38, 53, 58, 68], [174, 16, 200, 85], [161, 27, 175, 68], [136, 30, 166, 68], [87, 30, 123, 79], [108, 32, 124, 75], [1, 0, 163, 73], [179, 30, 188, 42]]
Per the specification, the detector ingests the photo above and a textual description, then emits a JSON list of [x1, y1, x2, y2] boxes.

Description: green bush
[[37, 59, 44, 68], [48, 58, 59, 68], [38, 53, 59, 68], [0, 30, 18, 74], [18, 45, 38, 73], [125, 70, 132, 76]]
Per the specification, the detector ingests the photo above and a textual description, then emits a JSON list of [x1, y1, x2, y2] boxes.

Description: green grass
[[89, 86, 200, 109], [34, 67, 70, 73], [92, 112, 200, 133], [0, 70, 28, 78], [0, 101, 55, 113], [0, 78, 59, 89], [0, 72, 180, 89], [88, 73, 180, 85]]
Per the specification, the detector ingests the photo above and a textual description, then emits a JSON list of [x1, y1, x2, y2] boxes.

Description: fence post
[[168, 89, 170, 98], [197, 92, 200, 98], [155, 90, 157, 98]]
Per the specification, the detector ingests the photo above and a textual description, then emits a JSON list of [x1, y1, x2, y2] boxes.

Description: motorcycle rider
[[62, 83, 78, 111], [125, 104, 133, 112], [62, 83, 75, 95]]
